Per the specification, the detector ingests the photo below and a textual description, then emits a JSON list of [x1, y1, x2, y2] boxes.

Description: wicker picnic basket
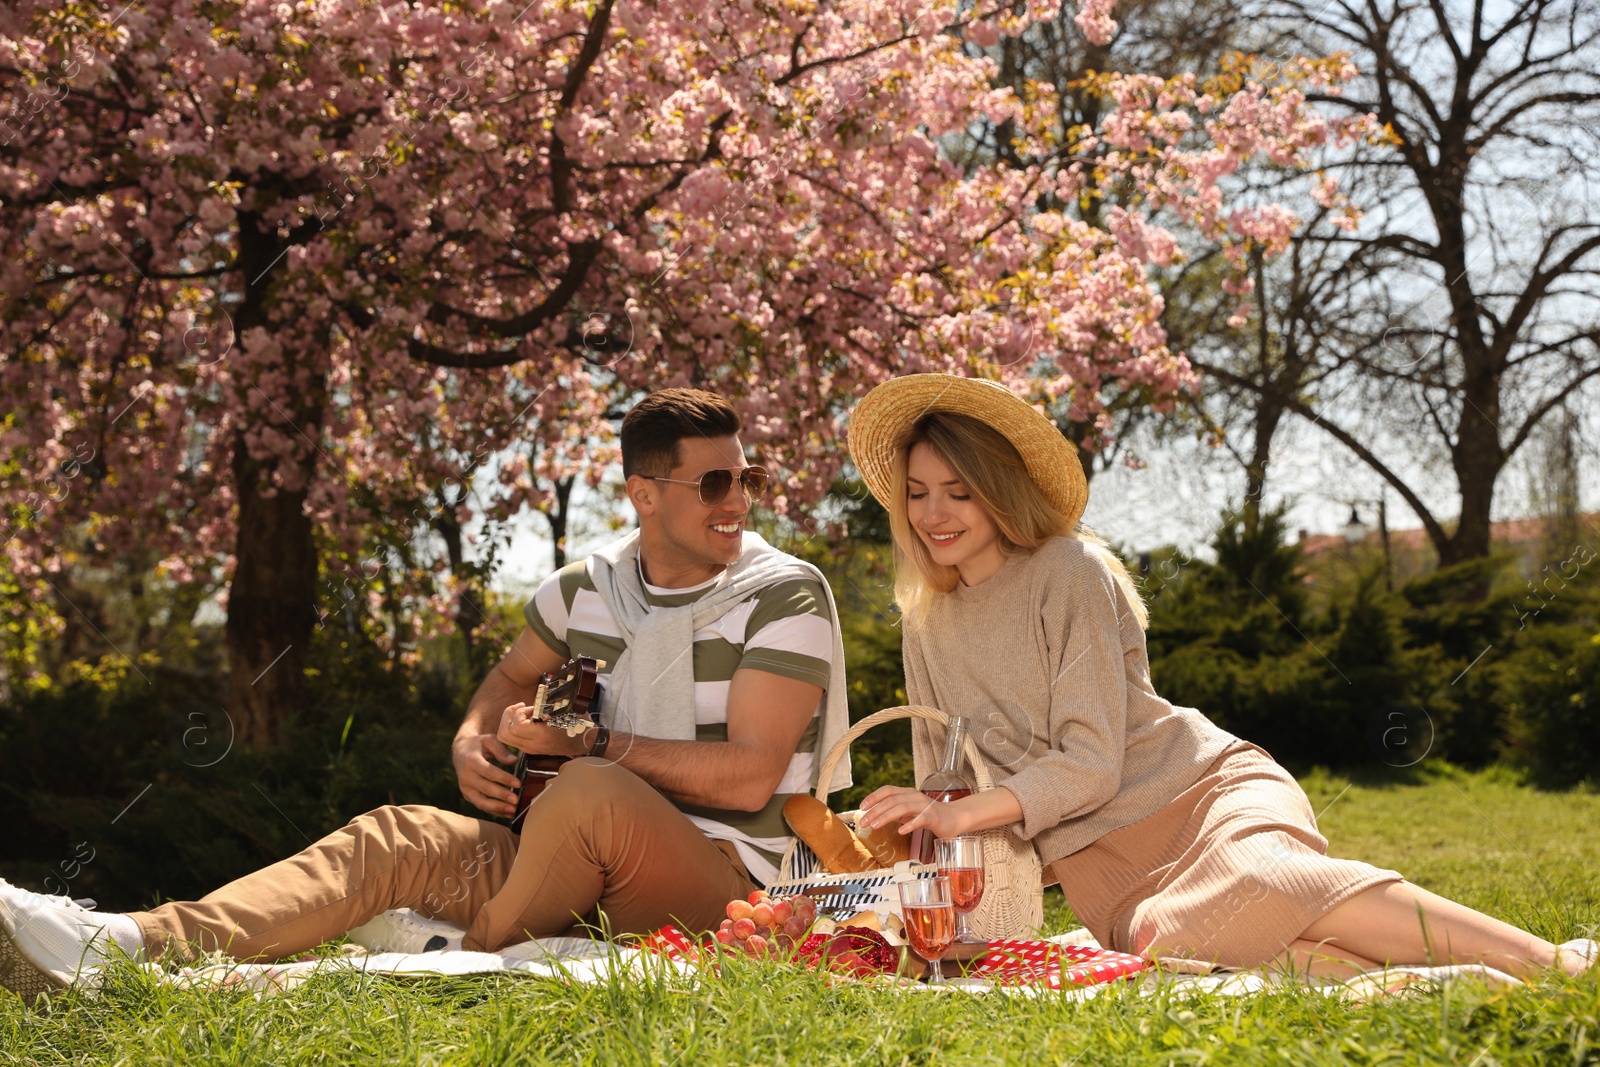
[[772, 705, 1044, 939]]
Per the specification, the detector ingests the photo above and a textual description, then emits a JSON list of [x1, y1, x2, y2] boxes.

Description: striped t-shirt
[[523, 554, 834, 884]]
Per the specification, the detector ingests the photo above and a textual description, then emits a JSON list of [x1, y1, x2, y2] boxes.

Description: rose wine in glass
[[898, 875, 956, 985], [935, 835, 986, 943], [911, 716, 974, 864]]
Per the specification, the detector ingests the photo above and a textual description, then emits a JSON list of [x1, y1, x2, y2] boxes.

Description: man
[[0, 389, 849, 1004]]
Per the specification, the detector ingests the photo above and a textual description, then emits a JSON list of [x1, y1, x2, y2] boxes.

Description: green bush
[[0, 630, 469, 912], [1498, 626, 1600, 788], [1143, 509, 1600, 777], [1393, 556, 1523, 768], [1145, 508, 1383, 767]]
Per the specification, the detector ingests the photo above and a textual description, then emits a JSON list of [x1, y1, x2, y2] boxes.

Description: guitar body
[[508, 656, 605, 833]]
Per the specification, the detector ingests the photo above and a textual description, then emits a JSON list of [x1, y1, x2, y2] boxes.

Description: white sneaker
[[345, 909, 465, 955], [0, 879, 120, 1005], [1557, 938, 1597, 975]]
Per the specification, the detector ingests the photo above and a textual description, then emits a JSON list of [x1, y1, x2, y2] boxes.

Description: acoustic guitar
[[507, 655, 605, 833]]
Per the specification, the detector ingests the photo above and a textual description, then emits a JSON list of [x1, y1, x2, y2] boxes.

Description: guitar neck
[[509, 656, 605, 831]]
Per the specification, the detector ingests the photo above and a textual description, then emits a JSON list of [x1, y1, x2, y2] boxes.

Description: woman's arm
[[992, 547, 1134, 838]]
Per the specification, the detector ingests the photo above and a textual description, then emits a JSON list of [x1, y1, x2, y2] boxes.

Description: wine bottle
[[910, 716, 974, 863]]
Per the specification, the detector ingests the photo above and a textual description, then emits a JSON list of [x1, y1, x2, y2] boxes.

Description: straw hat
[[846, 374, 1088, 528]]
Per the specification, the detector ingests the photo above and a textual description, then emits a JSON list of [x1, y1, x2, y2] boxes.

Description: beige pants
[[131, 758, 758, 962]]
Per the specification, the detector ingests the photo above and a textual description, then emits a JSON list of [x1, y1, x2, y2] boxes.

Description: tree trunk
[[226, 437, 317, 748], [223, 209, 323, 748], [432, 487, 494, 680], [1242, 401, 1283, 535], [1434, 202, 1504, 567], [1438, 424, 1501, 567], [1242, 246, 1286, 535], [547, 474, 574, 569]]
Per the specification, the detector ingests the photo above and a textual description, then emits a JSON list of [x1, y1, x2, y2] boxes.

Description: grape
[[781, 916, 808, 940], [714, 928, 736, 945], [750, 902, 775, 927], [746, 890, 770, 906], [771, 899, 794, 924], [726, 899, 754, 922], [755, 925, 773, 940], [732, 917, 756, 940], [743, 934, 767, 956]]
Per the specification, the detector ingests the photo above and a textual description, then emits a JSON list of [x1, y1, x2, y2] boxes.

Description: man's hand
[[496, 701, 590, 758], [454, 627, 571, 816], [453, 732, 522, 818]]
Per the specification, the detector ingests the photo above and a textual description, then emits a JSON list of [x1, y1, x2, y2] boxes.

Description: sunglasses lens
[[741, 467, 769, 498], [694, 467, 769, 505], [697, 469, 735, 505]]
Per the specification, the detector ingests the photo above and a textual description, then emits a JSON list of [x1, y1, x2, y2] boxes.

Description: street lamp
[[1342, 506, 1368, 546], [1341, 500, 1395, 590]]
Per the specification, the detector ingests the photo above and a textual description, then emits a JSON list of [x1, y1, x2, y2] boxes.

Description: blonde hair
[[886, 413, 1149, 628]]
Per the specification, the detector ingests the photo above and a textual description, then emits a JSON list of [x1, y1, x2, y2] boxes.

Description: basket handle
[[814, 704, 996, 804]]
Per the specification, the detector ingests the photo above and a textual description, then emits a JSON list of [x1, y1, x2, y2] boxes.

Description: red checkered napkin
[[970, 939, 1147, 989], [638, 928, 1148, 991], [639, 925, 702, 964]]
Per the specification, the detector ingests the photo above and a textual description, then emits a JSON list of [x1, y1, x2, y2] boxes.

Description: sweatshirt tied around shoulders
[[903, 536, 1238, 867]]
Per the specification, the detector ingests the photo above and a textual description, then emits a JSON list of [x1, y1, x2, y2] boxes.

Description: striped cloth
[[765, 863, 941, 918], [524, 550, 834, 884]]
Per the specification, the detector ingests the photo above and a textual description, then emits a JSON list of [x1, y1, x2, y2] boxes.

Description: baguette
[[783, 795, 877, 874], [855, 819, 912, 867]]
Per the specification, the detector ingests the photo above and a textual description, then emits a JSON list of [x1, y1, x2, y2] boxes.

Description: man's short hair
[[620, 388, 741, 478]]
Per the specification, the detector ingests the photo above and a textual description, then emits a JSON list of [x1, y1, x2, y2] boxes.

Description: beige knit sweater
[[903, 536, 1237, 866]]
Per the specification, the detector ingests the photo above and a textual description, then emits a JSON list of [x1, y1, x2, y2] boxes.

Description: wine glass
[[898, 875, 956, 986], [935, 835, 986, 943]]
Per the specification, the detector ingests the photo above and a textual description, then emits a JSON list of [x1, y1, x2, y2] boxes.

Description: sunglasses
[[648, 465, 770, 506]]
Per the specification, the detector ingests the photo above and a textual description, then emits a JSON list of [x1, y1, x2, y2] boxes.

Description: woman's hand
[[859, 784, 1027, 841], [859, 785, 972, 840]]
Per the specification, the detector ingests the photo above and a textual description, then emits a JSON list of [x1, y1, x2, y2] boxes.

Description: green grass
[[1303, 762, 1600, 942], [4, 765, 1598, 1066]]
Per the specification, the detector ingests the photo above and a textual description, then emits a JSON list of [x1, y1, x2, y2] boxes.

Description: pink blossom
[[0, 0, 1361, 678], [1075, 0, 1119, 44]]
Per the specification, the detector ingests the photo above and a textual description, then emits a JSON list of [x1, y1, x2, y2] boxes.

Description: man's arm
[[497, 668, 823, 811], [607, 669, 823, 810], [454, 626, 568, 817]]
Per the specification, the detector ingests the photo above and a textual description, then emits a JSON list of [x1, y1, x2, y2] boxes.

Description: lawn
[[3, 763, 1597, 1066]]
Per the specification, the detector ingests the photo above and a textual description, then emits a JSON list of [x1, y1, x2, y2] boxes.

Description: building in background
[[1297, 510, 1599, 589]]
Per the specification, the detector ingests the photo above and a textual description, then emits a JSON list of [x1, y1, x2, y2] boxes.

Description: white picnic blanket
[[119, 925, 1524, 1000], [134, 936, 691, 995]]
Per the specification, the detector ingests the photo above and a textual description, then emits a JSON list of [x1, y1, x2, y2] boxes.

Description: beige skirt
[[1049, 741, 1403, 969]]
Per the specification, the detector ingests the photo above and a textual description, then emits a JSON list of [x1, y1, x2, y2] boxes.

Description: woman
[[851, 373, 1594, 979]]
